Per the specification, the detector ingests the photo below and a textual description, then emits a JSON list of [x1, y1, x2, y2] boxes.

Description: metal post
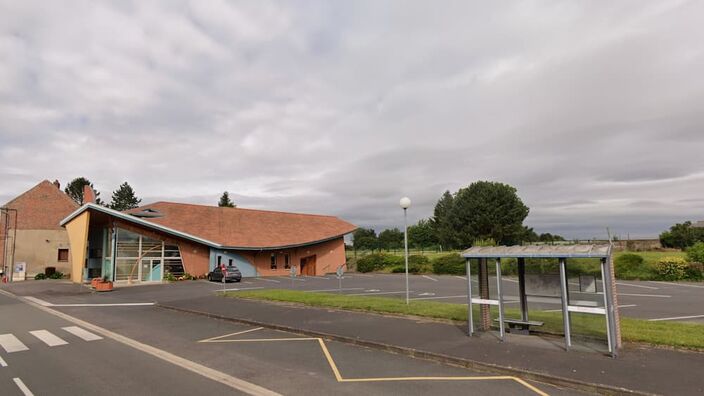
[[600, 258, 613, 355], [559, 258, 571, 350], [496, 258, 505, 341], [602, 256, 619, 357], [403, 207, 409, 305], [518, 257, 528, 322], [466, 258, 474, 336]]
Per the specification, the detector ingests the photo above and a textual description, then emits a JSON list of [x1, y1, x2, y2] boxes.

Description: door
[[300, 255, 316, 276], [141, 259, 162, 282]]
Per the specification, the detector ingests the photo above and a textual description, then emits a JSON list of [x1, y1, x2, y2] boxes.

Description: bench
[[494, 318, 544, 334]]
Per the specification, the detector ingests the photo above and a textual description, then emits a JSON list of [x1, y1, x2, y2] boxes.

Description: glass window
[[284, 254, 290, 269], [270, 254, 277, 270], [116, 229, 140, 258], [218, 256, 222, 266]]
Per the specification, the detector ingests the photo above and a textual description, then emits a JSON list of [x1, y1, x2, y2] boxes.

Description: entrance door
[[140, 259, 162, 282], [300, 255, 316, 276]]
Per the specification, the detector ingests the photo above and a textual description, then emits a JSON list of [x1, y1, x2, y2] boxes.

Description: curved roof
[[126, 202, 356, 249]]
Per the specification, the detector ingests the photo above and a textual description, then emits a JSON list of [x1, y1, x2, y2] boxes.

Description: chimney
[[53, 180, 60, 189], [83, 184, 96, 204]]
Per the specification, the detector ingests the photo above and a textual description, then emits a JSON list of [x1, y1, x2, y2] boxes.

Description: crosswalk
[[0, 326, 102, 353]]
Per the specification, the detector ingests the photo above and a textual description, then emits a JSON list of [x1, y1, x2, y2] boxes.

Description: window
[[217, 256, 222, 266], [284, 254, 290, 269], [270, 254, 277, 270], [58, 249, 69, 262], [228, 259, 233, 266]]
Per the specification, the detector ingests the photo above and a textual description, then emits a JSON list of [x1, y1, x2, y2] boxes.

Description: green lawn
[[225, 289, 704, 350]]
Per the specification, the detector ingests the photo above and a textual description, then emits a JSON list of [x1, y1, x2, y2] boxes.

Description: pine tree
[[64, 177, 104, 205], [218, 191, 235, 208], [109, 182, 142, 211]]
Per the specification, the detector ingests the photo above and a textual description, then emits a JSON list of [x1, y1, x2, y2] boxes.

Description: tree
[[218, 191, 235, 208], [109, 182, 141, 211], [447, 181, 529, 247], [352, 228, 378, 252], [431, 191, 456, 250], [539, 232, 565, 243], [64, 177, 104, 205], [378, 228, 404, 252], [660, 221, 704, 250], [408, 219, 437, 252], [520, 226, 540, 243]]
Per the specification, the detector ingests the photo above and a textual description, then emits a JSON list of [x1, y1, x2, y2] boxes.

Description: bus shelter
[[461, 245, 621, 356]]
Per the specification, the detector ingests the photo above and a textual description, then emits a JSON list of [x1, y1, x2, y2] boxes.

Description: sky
[[1, 0, 703, 239]]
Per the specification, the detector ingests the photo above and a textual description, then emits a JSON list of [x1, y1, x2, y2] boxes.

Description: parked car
[[207, 265, 242, 283]]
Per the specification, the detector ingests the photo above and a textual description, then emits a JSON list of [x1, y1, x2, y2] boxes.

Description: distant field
[[347, 249, 687, 262]]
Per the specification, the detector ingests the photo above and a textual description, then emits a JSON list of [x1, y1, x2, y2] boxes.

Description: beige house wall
[[10, 229, 72, 279]]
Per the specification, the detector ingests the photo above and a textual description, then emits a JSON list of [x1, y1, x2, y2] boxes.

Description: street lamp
[[400, 197, 411, 305]]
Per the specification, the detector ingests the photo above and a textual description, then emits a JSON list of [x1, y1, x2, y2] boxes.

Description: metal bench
[[494, 318, 544, 334]]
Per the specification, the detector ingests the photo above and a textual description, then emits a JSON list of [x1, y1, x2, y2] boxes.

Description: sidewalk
[[160, 294, 702, 396]]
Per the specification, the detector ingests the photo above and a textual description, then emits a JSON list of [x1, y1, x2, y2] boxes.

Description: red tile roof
[[126, 201, 356, 249], [2, 180, 79, 230]]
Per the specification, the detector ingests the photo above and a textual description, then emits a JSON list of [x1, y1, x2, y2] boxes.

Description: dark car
[[207, 265, 242, 283]]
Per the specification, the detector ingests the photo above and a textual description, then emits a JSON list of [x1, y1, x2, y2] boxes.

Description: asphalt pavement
[[0, 284, 577, 396]]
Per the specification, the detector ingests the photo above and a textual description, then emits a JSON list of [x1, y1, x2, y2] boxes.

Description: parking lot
[[220, 273, 704, 324]]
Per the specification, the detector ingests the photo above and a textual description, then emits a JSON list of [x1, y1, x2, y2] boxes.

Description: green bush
[[34, 273, 47, 280], [356, 253, 403, 273], [614, 253, 645, 277], [48, 271, 64, 279], [686, 242, 704, 264], [685, 262, 704, 281], [654, 256, 688, 281], [432, 254, 465, 275]]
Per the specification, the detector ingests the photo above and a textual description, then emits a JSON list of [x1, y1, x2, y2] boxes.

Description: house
[[60, 199, 357, 284], [1, 180, 79, 280]]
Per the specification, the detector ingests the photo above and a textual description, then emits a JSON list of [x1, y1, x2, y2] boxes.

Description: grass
[[225, 289, 704, 350]]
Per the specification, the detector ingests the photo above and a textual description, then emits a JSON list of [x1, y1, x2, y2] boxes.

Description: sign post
[[336, 266, 344, 294], [290, 265, 296, 288], [221, 264, 227, 293]]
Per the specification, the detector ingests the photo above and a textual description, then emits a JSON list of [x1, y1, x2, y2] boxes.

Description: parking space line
[[619, 293, 670, 298], [199, 327, 264, 343], [348, 291, 409, 296], [422, 275, 438, 282], [352, 274, 374, 278], [215, 287, 264, 292], [303, 288, 365, 293], [651, 281, 704, 289], [13, 378, 34, 396], [616, 282, 659, 290], [0, 355, 7, 367], [411, 295, 466, 301], [648, 314, 704, 322], [256, 278, 281, 283], [200, 330, 548, 395]]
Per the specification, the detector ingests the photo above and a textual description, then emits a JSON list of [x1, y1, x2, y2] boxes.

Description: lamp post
[[399, 197, 411, 305]]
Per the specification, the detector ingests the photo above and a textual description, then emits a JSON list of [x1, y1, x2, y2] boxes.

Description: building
[[1, 180, 79, 280], [60, 201, 357, 284]]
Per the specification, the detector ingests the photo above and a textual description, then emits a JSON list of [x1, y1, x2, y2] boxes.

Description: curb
[[156, 303, 653, 396]]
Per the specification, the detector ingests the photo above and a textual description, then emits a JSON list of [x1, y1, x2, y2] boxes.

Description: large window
[[270, 253, 277, 270], [113, 228, 183, 281]]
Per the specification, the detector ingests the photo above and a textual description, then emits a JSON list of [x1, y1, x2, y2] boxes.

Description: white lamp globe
[[399, 197, 411, 209]]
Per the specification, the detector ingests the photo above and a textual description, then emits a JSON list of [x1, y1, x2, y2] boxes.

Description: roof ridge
[[2, 179, 78, 209], [139, 200, 340, 219]]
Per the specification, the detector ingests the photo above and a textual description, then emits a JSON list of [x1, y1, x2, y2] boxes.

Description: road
[[0, 284, 577, 395]]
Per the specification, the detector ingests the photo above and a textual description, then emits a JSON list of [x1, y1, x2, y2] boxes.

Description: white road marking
[[619, 293, 671, 298], [421, 275, 438, 282], [303, 288, 365, 293], [276, 277, 306, 282], [348, 291, 410, 296], [302, 276, 330, 280], [411, 295, 467, 301], [62, 326, 103, 341], [504, 278, 519, 283], [454, 276, 467, 280], [13, 378, 34, 396], [53, 303, 155, 307], [353, 274, 374, 278], [648, 314, 704, 322], [256, 278, 281, 283], [0, 334, 28, 353], [30, 330, 68, 347], [7, 291, 281, 396], [651, 281, 704, 289], [365, 289, 381, 292], [0, 355, 7, 367], [417, 292, 435, 296], [215, 287, 264, 292], [23, 297, 52, 306], [543, 304, 637, 313], [616, 282, 659, 290], [199, 327, 264, 343]]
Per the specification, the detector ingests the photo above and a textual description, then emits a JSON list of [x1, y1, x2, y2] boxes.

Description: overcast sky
[[1, 1, 703, 239]]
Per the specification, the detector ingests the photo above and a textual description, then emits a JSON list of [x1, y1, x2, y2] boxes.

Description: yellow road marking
[[197, 327, 264, 343], [200, 331, 549, 395]]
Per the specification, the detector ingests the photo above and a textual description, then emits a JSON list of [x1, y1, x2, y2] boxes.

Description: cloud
[[1, 0, 703, 239]]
